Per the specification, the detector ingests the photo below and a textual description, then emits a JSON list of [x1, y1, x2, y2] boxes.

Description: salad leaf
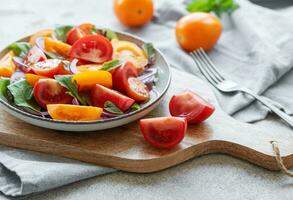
[[104, 101, 123, 115], [103, 29, 118, 40], [142, 43, 156, 64], [186, 0, 238, 17], [9, 42, 31, 58], [7, 79, 40, 112], [100, 59, 123, 71], [54, 25, 73, 42], [129, 103, 141, 112], [54, 75, 88, 105], [0, 78, 10, 100]]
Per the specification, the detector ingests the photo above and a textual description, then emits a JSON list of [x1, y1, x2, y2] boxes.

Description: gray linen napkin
[[0, 146, 115, 197], [155, 0, 293, 122]]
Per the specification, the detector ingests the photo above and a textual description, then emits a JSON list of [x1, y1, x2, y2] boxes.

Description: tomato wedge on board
[[126, 77, 149, 102], [66, 23, 96, 45], [91, 84, 135, 112], [31, 59, 63, 77], [169, 90, 215, 123], [140, 117, 187, 149], [112, 62, 138, 94], [34, 79, 73, 109], [69, 35, 113, 63]]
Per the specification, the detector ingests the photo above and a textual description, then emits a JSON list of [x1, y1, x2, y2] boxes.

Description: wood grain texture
[[0, 69, 292, 173]]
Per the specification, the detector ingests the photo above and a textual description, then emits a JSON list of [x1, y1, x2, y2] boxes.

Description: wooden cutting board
[[0, 69, 292, 173]]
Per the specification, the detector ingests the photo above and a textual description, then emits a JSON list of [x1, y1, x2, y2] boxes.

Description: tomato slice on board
[[69, 35, 113, 63], [126, 77, 149, 102], [34, 79, 73, 109], [91, 84, 135, 112], [31, 59, 63, 77], [66, 23, 96, 45], [169, 90, 215, 123], [112, 62, 138, 94], [139, 117, 187, 149]]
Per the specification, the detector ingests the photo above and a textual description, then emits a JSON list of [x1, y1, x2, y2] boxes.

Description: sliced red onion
[[35, 37, 45, 50], [13, 57, 29, 69], [10, 70, 25, 83], [102, 111, 119, 118], [72, 98, 80, 105], [69, 59, 79, 74], [138, 68, 158, 82], [40, 111, 49, 118]]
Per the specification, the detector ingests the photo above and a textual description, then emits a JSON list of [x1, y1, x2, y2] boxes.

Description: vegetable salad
[[0, 23, 157, 121]]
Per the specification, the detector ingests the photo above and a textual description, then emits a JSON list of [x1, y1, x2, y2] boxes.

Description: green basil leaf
[[104, 101, 123, 115], [100, 59, 123, 71], [54, 75, 87, 105], [104, 29, 118, 40], [186, 0, 238, 17], [129, 103, 141, 112], [8, 79, 40, 112], [54, 25, 73, 42], [142, 43, 156, 64], [9, 42, 31, 58], [0, 78, 10, 100]]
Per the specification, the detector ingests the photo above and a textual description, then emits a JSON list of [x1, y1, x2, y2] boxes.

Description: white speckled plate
[[0, 30, 171, 132]]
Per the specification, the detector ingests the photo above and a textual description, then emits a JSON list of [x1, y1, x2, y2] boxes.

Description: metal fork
[[190, 48, 293, 128]]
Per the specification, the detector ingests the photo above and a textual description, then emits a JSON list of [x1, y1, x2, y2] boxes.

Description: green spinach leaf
[[0, 78, 10, 100], [104, 101, 123, 115], [54, 75, 87, 105], [8, 79, 40, 112], [54, 25, 73, 42], [9, 42, 31, 58], [142, 43, 156, 64], [129, 103, 141, 112], [103, 29, 118, 40], [100, 59, 123, 71]]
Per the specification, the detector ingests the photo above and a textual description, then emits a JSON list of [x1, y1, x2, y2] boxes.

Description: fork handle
[[247, 93, 293, 128]]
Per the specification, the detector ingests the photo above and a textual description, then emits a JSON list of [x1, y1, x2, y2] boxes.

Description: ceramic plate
[[0, 30, 171, 132]]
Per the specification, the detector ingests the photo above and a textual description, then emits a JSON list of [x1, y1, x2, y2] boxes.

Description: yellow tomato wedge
[[0, 51, 16, 77], [25, 74, 47, 86], [111, 39, 145, 56], [73, 70, 112, 91], [47, 104, 103, 121], [29, 29, 53, 44], [44, 37, 71, 57], [77, 64, 102, 72], [111, 39, 148, 73]]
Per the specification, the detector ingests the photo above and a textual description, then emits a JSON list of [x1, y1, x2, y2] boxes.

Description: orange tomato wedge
[[29, 29, 53, 45], [0, 51, 16, 77], [44, 37, 71, 57], [47, 104, 103, 121], [73, 70, 112, 91], [25, 73, 47, 86]]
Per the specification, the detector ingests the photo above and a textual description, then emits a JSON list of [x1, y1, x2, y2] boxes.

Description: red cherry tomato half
[[91, 84, 135, 112], [112, 62, 138, 94], [169, 90, 215, 123], [139, 117, 187, 149], [66, 23, 96, 45], [31, 59, 63, 77], [126, 77, 150, 102], [69, 35, 113, 63], [33, 79, 73, 109]]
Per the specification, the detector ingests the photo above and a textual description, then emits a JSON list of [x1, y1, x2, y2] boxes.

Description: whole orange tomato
[[114, 0, 154, 27], [175, 12, 222, 52]]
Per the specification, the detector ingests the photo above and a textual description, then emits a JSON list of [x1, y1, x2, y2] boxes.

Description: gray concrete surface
[[0, 0, 292, 199]]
